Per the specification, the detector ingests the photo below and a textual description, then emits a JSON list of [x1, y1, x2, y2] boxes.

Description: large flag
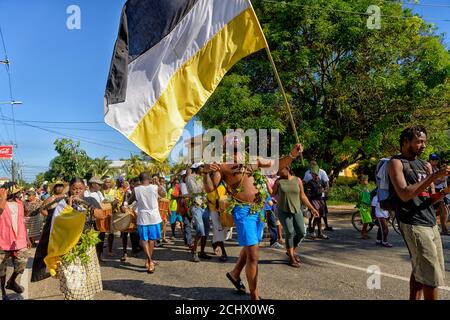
[[104, 0, 267, 162]]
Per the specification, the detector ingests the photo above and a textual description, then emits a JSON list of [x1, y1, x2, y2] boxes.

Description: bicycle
[[351, 210, 401, 235]]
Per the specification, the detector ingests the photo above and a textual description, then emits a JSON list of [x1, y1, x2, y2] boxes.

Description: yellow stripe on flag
[[128, 8, 266, 162], [44, 206, 86, 277]]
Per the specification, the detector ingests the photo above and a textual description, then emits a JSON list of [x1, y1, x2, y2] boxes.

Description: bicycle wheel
[[391, 216, 401, 235], [351, 212, 374, 232]]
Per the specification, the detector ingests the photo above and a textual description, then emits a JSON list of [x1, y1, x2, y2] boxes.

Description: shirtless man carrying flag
[[202, 138, 303, 300]]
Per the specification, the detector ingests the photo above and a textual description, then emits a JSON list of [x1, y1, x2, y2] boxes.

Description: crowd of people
[[0, 126, 449, 300]]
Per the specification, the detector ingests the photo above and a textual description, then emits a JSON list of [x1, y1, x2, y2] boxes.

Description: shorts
[[400, 223, 445, 287], [310, 200, 327, 217], [169, 211, 183, 225], [137, 224, 161, 241], [232, 205, 265, 247], [0, 248, 29, 277], [374, 206, 389, 219], [191, 206, 210, 237]]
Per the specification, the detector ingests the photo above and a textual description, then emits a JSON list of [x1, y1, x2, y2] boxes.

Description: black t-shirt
[[306, 179, 325, 201], [390, 155, 436, 226]]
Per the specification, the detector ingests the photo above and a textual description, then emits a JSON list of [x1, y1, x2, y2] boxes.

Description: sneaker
[[191, 252, 200, 263], [270, 242, 284, 249], [198, 252, 212, 260], [382, 242, 393, 248], [375, 240, 382, 245], [162, 239, 169, 243]]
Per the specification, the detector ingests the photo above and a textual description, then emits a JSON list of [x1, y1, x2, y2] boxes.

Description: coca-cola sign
[[0, 146, 13, 159]]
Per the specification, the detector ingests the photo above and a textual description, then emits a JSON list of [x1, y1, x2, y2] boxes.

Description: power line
[[0, 117, 132, 146], [0, 26, 15, 144], [0, 115, 136, 153], [0, 121, 113, 132], [380, 0, 450, 8]]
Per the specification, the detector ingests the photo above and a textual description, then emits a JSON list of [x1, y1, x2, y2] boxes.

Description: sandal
[[288, 260, 300, 268], [285, 252, 300, 263], [120, 255, 128, 262], [147, 263, 155, 274], [6, 282, 24, 294], [226, 272, 246, 295]]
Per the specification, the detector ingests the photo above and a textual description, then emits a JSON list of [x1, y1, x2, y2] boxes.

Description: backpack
[[375, 157, 395, 211], [376, 155, 416, 211]]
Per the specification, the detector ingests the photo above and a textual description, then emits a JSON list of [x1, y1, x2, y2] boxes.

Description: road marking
[[169, 293, 195, 300], [269, 248, 450, 292]]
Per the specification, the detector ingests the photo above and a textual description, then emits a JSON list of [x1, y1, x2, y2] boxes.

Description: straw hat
[[49, 180, 69, 195]]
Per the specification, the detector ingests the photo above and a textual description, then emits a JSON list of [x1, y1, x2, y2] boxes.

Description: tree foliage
[[197, 0, 450, 182]]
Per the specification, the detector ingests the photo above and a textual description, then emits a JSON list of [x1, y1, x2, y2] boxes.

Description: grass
[[326, 200, 355, 206]]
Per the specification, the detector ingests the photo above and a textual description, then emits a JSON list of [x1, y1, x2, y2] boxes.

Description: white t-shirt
[[134, 185, 162, 226], [84, 190, 104, 204], [7, 202, 19, 235], [371, 195, 389, 219], [303, 169, 329, 183]]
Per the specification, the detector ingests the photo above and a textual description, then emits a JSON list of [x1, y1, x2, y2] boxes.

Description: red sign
[[0, 146, 13, 159]]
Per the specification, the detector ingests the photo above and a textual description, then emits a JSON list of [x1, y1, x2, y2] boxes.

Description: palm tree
[[123, 154, 145, 178], [91, 157, 112, 177], [146, 159, 171, 177]]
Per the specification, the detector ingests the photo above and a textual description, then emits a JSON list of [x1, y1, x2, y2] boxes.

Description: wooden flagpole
[[248, 0, 303, 162]]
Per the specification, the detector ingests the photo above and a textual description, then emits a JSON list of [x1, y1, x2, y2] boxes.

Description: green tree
[[147, 159, 171, 177], [44, 139, 93, 182], [197, 0, 450, 183], [122, 154, 145, 179], [90, 157, 112, 178], [34, 172, 46, 188]]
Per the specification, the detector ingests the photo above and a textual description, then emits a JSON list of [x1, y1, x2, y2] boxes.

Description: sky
[[0, 0, 449, 182]]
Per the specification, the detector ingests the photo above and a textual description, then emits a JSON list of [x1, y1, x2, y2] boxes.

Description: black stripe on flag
[[105, 0, 199, 106]]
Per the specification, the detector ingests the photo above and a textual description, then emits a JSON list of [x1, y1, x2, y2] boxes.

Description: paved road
[[6, 206, 450, 300]]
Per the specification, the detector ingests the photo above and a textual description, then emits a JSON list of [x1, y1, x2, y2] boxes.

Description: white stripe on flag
[[105, 0, 250, 138]]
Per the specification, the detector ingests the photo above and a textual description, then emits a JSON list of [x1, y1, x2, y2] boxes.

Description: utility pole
[[11, 159, 15, 183]]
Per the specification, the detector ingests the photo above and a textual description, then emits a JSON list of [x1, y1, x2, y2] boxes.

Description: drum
[[113, 207, 136, 232], [218, 196, 234, 228], [96, 203, 112, 232], [158, 198, 170, 221]]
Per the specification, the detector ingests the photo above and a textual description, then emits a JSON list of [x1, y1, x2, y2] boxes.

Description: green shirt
[[168, 188, 178, 212], [277, 177, 302, 214]]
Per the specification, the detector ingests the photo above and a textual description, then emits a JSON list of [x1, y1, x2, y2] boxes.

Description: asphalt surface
[[5, 205, 450, 300]]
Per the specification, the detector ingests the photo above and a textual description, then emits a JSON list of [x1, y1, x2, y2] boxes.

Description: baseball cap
[[191, 162, 204, 169], [311, 165, 320, 175], [89, 176, 104, 184], [429, 153, 439, 160]]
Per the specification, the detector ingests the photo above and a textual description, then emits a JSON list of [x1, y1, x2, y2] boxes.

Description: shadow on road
[[101, 279, 252, 300]]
